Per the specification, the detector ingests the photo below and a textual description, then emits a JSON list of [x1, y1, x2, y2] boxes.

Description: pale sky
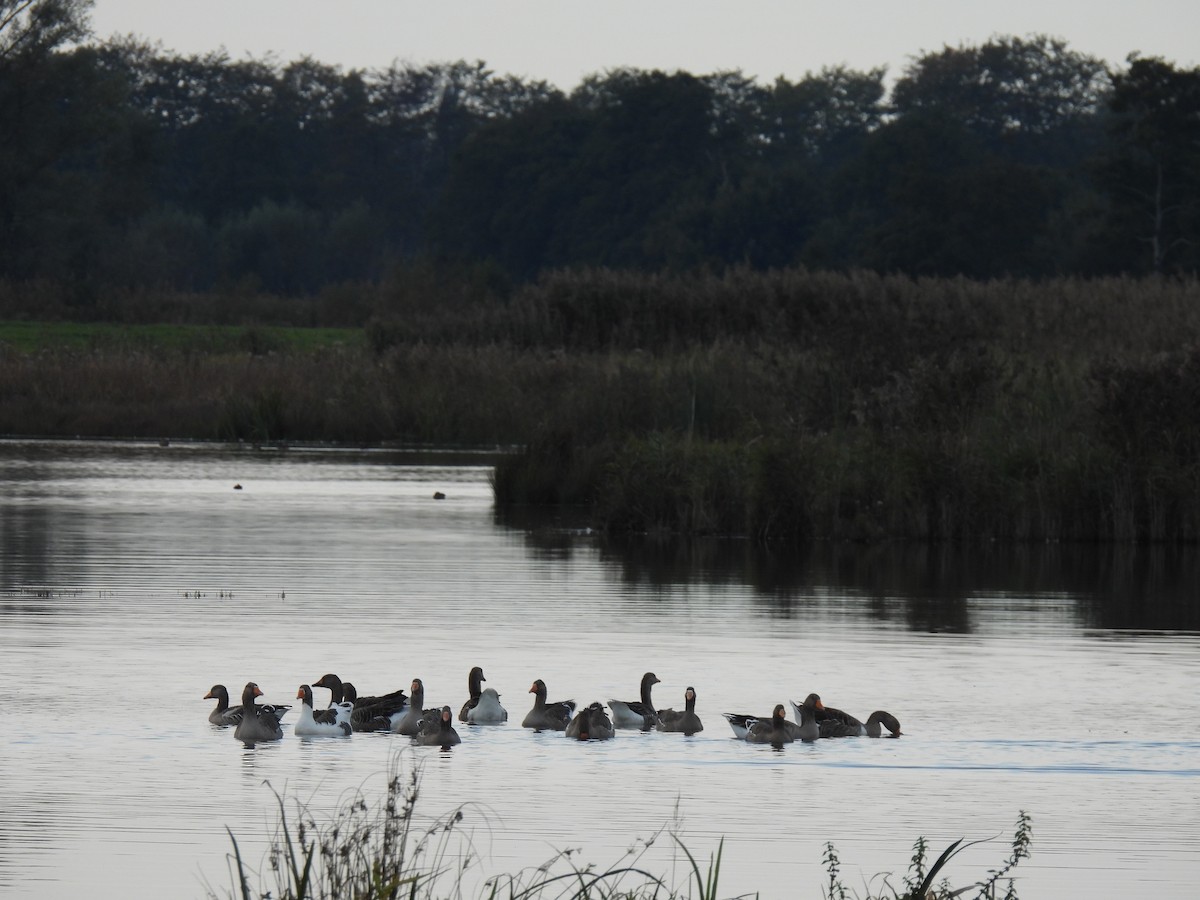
[[88, 1, 1199, 88]]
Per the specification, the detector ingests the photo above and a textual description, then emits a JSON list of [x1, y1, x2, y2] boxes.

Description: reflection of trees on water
[[0, 502, 58, 597], [1082, 548, 1200, 632], [508, 521, 1200, 634]]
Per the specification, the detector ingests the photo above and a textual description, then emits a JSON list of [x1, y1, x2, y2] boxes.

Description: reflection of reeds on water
[[209, 752, 1032, 900]]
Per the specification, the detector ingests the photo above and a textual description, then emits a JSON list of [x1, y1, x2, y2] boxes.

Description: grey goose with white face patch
[[657, 686, 703, 735], [414, 705, 461, 747], [204, 683, 291, 727], [392, 678, 444, 736], [233, 682, 284, 744]]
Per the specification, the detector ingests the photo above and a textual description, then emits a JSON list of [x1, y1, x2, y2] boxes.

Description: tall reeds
[[209, 754, 1032, 900], [4, 269, 1200, 542], [209, 753, 750, 900]]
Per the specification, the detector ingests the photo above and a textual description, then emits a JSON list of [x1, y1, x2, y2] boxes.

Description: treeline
[[2, 2, 1200, 319]]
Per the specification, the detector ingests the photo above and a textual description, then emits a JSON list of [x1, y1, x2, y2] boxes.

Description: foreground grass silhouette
[[207, 754, 1032, 900]]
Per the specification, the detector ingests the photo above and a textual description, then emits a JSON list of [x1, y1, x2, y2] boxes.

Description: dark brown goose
[[522, 679, 575, 731], [233, 682, 284, 743], [785, 693, 823, 742], [657, 686, 703, 735], [312, 673, 407, 732], [392, 678, 443, 736], [792, 695, 902, 738], [566, 702, 614, 741], [744, 704, 797, 745], [414, 705, 461, 747], [204, 683, 290, 727]]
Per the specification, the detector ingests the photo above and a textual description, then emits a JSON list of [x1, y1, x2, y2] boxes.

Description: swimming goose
[[608, 672, 661, 729], [458, 666, 488, 721], [413, 705, 461, 747], [744, 704, 796, 745], [392, 678, 443, 736], [864, 710, 902, 737], [466, 687, 508, 724], [720, 712, 758, 739], [566, 702, 615, 741], [657, 686, 703, 735], [205, 683, 290, 726], [814, 708, 903, 738], [786, 693, 823, 742], [233, 682, 284, 743], [294, 684, 353, 737], [339, 683, 394, 730], [788, 695, 901, 738], [522, 679, 575, 731], [312, 673, 407, 732], [794, 695, 861, 737]]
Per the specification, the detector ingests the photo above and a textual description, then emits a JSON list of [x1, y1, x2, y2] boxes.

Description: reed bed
[[4, 269, 1200, 542]]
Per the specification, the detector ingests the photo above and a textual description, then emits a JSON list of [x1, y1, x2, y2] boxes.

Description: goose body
[[458, 666, 488, 722], [744, 704, 795, 745], [863, 710, 902, 737], [786, 693, 823, 742], [313, 673, 407, 732], [813, 708, 902, 738], [294, 684, 352, 737], [566, 702, 615, 741], [522, 679, 575, 730], [414, 706, 461, 747], [789, 696, 901, 738], [657, 686, 703, 735], [608, 672, 661, 729], [233, 682, 284, 743], [466, 687, 508, 724], [340, 682, 394, 730], [392, 678, 443, 736], [720, 712, 758, 740], [205, 683, 290, 726]]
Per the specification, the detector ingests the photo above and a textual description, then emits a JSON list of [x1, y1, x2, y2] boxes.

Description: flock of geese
[[204, 668, 902, 747]]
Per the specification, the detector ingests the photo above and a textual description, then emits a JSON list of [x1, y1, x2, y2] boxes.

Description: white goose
[[466, 687, 508, 724], [294, 684, 353, 737]]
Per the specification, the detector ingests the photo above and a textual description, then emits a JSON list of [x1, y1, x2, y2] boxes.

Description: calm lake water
[[1, 439, 1197, 899]]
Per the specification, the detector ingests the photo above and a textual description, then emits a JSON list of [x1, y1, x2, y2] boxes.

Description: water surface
[[1, 440, 1197, 899]]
